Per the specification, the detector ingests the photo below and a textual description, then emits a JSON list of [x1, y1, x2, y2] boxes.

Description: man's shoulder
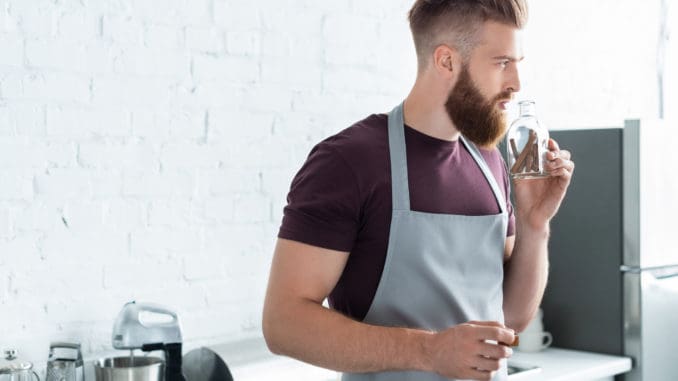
[[314, 113, 388, 162]]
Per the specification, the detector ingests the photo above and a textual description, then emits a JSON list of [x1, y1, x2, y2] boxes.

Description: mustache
[[494, 91, 514, 103]]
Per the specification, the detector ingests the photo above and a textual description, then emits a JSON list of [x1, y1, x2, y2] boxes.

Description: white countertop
[[509, 347, 631, 381], [211, 337, 631, 381], [210, 338, 338, 381]]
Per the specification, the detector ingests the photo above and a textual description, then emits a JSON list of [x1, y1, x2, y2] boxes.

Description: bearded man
[[263, 1, 574, 380]]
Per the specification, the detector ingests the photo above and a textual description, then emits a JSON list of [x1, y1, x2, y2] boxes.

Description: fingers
[[471, 356, 502, 380], [545, 141, 574, 179], [467, 347, 506, 380], [468, 368, 496, 381], [546, 157, 575, 178], [466, 322, 515, 347], [468, 345, 510, 380], [476, 356, 503, 371], [546, 156, 574, 171], [432, 322, 512, 380], [464, 369, 497, 381], [547, 149, 571, 161], [479, 341, 513, 359], [548, 138, 572, 160], [548, 138, 560, 151]]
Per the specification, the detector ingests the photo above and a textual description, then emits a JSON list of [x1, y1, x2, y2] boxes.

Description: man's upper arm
[[266, 238, 349, 306]]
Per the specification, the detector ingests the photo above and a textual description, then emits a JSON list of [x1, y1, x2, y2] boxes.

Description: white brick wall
[[0, 0, 665, 373], [521, 0, 662, 129]]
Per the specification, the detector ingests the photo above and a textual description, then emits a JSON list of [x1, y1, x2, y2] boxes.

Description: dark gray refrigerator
[[540, 120, 678, 381]]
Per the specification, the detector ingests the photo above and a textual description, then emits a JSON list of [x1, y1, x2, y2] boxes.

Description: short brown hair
[[408, 0, 528, 68]]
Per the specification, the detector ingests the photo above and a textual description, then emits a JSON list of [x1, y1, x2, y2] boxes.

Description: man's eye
[[498, 61, 509, 69]]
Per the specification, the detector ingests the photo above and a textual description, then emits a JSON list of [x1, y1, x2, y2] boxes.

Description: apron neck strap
[[459, 136, 507, 214], [387, 102, 411, 210]]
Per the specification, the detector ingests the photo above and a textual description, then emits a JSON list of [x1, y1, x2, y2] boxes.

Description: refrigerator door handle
[[620, 265, 641, 274], [653, 271, 678, 280], [620, 264, 678, 277]]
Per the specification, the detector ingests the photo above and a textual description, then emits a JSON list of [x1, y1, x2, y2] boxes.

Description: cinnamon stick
[[500, 335, 520, 347], [532, 142, 539, 172], [510, 130, 537, 174], [509, 138, 520, 158]]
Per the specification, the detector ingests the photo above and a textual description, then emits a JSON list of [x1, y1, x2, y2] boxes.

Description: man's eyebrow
[[492, 55, 525, 62]]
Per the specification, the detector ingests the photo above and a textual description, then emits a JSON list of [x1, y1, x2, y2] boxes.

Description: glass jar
[[506, 100, 550, 179], [0, 349, 40, 381]]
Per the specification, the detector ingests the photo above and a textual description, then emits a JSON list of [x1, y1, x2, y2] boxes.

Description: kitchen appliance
[[537, 120, 678, 380], [94, 357, 163, 381], [95, 301, 186, 381], [46, 342, 84, 381], [0, 349, 40, 381], [181, 347, 233, 381]]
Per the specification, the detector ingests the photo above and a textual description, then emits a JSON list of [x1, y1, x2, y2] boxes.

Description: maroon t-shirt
[[278, 113, 515, 321]]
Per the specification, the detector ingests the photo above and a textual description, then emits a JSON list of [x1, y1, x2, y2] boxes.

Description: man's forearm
[[502, 221, 550, 332], [263, 298, 434, 373]]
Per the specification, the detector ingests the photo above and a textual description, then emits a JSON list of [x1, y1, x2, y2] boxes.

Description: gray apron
[[343, 103, 509, 381]]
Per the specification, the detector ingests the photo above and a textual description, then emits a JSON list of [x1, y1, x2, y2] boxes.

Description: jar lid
[[0, 349, 34, 374]]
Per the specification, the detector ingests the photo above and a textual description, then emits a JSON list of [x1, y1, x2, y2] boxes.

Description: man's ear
[[432, 44, 462, 79]]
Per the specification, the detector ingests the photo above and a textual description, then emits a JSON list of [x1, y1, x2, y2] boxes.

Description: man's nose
[[507, 66, 522, 93]]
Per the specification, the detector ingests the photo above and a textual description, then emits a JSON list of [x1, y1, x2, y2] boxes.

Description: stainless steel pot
[[94, 357, 163, 381]]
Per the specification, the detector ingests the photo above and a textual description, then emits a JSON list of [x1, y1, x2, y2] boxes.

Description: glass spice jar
[[506, 100, 550, 179]]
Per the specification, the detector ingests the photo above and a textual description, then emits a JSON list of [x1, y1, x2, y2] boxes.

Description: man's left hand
[[512, 138, 574, 230]]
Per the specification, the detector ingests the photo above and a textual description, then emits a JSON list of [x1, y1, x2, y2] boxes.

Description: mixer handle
[[136, 303, 179, 327]]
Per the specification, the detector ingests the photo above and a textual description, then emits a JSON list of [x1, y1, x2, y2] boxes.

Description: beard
[[444, 65, 512, 149]]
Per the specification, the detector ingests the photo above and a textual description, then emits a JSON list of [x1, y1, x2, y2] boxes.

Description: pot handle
[[31, 370, 40, 381]]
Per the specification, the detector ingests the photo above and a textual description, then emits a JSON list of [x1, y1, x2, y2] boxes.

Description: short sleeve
[[278, 143, 361, 252]]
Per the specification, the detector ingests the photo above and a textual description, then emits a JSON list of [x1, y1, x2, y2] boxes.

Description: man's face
[[445, 21, 523, 148]]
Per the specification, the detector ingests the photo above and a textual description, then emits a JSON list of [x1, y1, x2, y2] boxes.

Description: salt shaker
[[506, 100, 550, 179]]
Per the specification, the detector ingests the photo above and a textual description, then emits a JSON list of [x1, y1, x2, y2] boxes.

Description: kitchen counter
[[210, 338, 337, 381], [509, 348, 631, 381], [210, 337, 631, 381]]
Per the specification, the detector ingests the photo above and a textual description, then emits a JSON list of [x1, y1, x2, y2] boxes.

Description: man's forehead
[[478, 19, 523, 38], [476, 22, 524, 58]]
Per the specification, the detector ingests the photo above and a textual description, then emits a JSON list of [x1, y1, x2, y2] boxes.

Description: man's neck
[[403, 80, 461, 142]]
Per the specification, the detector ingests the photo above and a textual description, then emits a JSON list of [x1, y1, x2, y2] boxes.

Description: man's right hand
[[426, 321, 515, 381]]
